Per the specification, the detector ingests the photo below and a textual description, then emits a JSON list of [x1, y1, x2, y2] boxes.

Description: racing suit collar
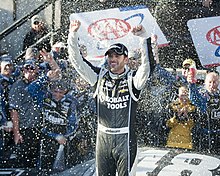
[[109, 66, 129, 79]]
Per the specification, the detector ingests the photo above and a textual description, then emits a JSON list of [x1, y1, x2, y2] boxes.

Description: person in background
[[50, 42, 69, 73], [166, 86, 198, 150], [0, 55, 15, 160], [24, 47, 63, 81], [40, 79, 79, 173], [23, 15, 51, 52], [51, 42, 67, 61], [187, 71, 220, 154], [150, 34, 195, 88], [9, 51, 61, 168], [136, 34, 194, 148], [127, 49, 141, 70]]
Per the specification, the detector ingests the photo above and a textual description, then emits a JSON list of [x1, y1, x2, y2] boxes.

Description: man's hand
[[56, 135, 67, 145], [151, 34, 158, 44], [40, 49, 52, 62], [69, 20, 81, 33], [77, 139, 88, 155], [131, 25, 146, 37], [202, 0, 213, 8], [47, 69, 61, 80], [14, 132, 23, 144], [186, 70, 196, 84]]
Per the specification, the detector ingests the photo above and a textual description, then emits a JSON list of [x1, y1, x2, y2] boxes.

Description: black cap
[[105, 43, 128, 57]]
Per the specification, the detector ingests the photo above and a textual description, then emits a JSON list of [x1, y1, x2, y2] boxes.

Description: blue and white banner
[[187, 16, 220, 67], [69, 5, 168, 59]]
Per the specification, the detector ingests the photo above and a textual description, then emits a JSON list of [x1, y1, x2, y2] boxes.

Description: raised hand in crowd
[[40, 48, 53, 62], [69, 20, 81, 33], [40, 49, 62, 80], [186, 70, 195, 84], [177, 106, 189, 118]]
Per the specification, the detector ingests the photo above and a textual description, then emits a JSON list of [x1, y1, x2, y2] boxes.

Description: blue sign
[[215, 46, 220, 57]]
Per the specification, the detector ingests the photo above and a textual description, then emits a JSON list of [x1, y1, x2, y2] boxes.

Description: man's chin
[[110, 67, 116, 72], [109, 65, 117, 71]]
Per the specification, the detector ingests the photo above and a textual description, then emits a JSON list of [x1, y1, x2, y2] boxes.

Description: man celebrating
[[68, 20, 152, 176]]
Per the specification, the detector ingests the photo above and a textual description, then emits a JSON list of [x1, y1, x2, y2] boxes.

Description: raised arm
[[131, 25, 150, 90], [40, 49, 62, 81], [67, 20, 98, 86], [187, 75, 207, 113]]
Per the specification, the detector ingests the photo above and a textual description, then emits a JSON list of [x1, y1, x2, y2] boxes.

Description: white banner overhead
[[187, 16, 220, 67], [69, 5, 168, 60]]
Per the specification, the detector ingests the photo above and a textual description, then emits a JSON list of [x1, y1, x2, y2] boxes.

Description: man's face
[[1, 64, 13, 77], [51, 89, 67, 101], [23, 65, 38, 82], [182, 64, 191, 77], [205, 73, 219, 93], [107, 52, 128, 74], [32, 21, 43, 31]]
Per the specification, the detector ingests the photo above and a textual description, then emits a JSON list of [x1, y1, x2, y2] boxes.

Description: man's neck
[[109, 67, 128, 79]]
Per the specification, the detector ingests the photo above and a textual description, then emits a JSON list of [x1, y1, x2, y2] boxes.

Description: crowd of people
[[0, 15, 96, 174], [136, 36, 220, 156], [0, 12, 219, 176]]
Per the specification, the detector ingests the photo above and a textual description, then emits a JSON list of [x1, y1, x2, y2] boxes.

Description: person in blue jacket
[[23, 54, 79, 173], [187, 71, 220, 154], [0, 56, 14, 159], [9, 51, 61, 168], [39, 79, 79, 173]]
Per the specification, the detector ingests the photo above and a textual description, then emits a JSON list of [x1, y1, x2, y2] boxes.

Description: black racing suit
[[68, 31, 151, 176]]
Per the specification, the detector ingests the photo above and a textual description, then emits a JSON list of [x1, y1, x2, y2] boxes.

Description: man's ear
[[124, 56, 129, 64]]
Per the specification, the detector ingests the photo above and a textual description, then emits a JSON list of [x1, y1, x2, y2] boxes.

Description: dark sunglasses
[[182, 65, 190, 70], [23, 65, 36, 71], [33, 21, 40, 25]]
